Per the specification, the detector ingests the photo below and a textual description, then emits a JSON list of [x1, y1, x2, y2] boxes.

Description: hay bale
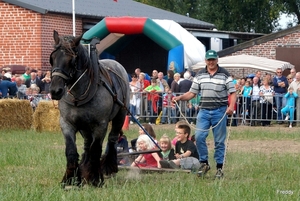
[[0, 99, 33, 129], [33, 100, 61, 132]]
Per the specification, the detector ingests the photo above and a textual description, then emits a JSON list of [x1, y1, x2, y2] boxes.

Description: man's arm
[[173, 91, 196, 102], [227, 92, 237, 115]]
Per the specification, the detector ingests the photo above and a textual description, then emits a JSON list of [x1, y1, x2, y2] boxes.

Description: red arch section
[[105, 17, 147, 35]]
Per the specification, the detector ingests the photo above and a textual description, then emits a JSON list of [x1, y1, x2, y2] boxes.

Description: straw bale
[[33, 100, 61, 132], [32, 100, 113, 133], [0, 99, 33, 129]]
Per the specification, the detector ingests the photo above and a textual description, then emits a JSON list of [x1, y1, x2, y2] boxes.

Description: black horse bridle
[[50, 43, 93, 102], [49, 44, 79, 83]]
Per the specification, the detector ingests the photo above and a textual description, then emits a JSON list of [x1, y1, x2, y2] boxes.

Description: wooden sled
[[118, 165, 191, 173]]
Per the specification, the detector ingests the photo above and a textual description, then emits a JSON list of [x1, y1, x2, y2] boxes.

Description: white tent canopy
[[191, 54, 294, 72]]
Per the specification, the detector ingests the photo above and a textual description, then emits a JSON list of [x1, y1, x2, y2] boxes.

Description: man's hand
[[226, 107, 234, 115], [172, 96, 181, 103]]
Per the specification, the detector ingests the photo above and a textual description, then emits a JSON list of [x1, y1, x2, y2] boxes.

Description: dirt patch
[[207, 139, 300, 154], [130, 124, 299, 154]]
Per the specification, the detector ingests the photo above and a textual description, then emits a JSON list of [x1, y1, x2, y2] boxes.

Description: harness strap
[[102, 80, 124, 107]]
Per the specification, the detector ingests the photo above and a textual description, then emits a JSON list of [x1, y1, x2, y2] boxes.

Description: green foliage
[[134, 0, 202, 18], [0, 127, 299, 200], [135, 0, 299, 33]]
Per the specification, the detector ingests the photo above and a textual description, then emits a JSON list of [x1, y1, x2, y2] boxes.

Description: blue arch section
[[168, 45, 184, 74]]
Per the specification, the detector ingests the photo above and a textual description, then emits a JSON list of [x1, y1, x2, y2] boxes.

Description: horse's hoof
[[64, 185, 81, 191], [103, 172, 116, 179]]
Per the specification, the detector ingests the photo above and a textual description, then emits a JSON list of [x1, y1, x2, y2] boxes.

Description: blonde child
[[158, 134, 175, 161], [130, 135, 161, 168], [130, 123, 156, 151]]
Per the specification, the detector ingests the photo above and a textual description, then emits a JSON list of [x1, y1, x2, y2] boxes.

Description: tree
[[197, 0, 282, 33], [134, 0, 201, 18], [135, 0, 299, 33], [276, 0, 300, 26]]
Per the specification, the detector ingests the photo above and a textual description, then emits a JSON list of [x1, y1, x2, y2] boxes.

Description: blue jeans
[[161, 107, 176, 124], [130, 104, 136, 121], [195, 106, 227, 164], [275, 93, 286, 121]]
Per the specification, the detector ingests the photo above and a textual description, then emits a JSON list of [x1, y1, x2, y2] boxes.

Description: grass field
[[0, 125, 299, 201]]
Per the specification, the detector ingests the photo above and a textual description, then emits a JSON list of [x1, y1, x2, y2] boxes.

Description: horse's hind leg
[[61, 131, 81, 187], [101, 110, 126, 176]]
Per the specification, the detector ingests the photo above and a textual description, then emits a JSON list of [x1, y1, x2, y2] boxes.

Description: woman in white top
[[259, 77, 274, 126], [129, 73, 141, 123]]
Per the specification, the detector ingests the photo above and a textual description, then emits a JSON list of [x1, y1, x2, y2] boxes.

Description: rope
[[174, 100, 227, 132], [222, 115, 233, 171], [174, 100, 233, 172], [67, 68, 88, 93]]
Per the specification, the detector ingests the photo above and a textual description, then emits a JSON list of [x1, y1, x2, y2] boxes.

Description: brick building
[[1, 0, 297, 77], [0, 1, 81, 71], [218, 25, 300, 78]]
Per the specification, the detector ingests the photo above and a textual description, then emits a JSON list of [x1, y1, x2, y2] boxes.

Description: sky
[[278, 13, 296, 28]]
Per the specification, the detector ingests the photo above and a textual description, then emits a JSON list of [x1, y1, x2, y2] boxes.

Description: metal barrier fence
[[129, 92, 300, 126], [18, 92, 300, 126]]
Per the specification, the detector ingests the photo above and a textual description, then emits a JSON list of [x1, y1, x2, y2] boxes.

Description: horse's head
[[49, 30, 84, 100]]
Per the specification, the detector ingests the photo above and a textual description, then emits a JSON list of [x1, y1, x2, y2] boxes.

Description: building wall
[[41, 13, 82, 71], [227, 31, 300, 78], [0, 2, 42, 70], [0, 2, 83, 72]]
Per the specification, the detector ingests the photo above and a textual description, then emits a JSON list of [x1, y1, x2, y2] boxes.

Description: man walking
[[173, 50, 236, 178]]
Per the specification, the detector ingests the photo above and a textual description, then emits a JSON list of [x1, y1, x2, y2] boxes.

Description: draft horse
[[49, 30, 130, 187]]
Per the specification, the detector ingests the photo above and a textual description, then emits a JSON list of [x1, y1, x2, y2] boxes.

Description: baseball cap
[[205, 50, 218, 59]]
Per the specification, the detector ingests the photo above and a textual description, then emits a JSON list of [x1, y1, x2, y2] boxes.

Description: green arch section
[[143, 18, 182, 50], [82, 20, 109, 43]]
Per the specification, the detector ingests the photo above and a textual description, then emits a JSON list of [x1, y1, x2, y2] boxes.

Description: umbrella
[[247, 74, 255, 78]]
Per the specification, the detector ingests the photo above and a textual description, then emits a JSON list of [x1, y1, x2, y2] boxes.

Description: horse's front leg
[[61, 126, 81, 187], [80, 126, 107, 187], [101, 111, 126, 176]]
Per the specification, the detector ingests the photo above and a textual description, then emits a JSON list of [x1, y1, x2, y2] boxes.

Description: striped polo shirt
[[189, 65, 236, 109]]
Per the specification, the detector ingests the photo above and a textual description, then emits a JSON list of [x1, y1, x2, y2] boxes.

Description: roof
[[191, 54, 295, 73], [218, 24, 300, 57], [3, 0, 215, 29]]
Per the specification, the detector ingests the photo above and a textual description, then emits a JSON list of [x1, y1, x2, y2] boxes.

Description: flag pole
[[72, 0, 75, 36]]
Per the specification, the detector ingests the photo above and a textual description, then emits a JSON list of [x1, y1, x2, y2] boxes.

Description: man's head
[[295, 72, 300, 82], [15, 76, 23, 86], [183, 71, 191, 79], [253, 76, 259, 84], [157, 72, 164, 80], [205, 50, 218, 60], [255, 70, 262, 78], [276, 68, 282, 77], [290, 68, 296, 78], [25, 67, 31, 74], [152, 70, 158, 78], [205, 50, 218, 70], [30, 72, 37, 80], [37, 70, 43, 77]]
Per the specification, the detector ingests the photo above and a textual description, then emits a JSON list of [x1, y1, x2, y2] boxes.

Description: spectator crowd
[[0, 67, 52, 110]]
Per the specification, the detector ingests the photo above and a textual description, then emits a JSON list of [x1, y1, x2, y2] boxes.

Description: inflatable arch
[[82, 17, 184, 73]]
